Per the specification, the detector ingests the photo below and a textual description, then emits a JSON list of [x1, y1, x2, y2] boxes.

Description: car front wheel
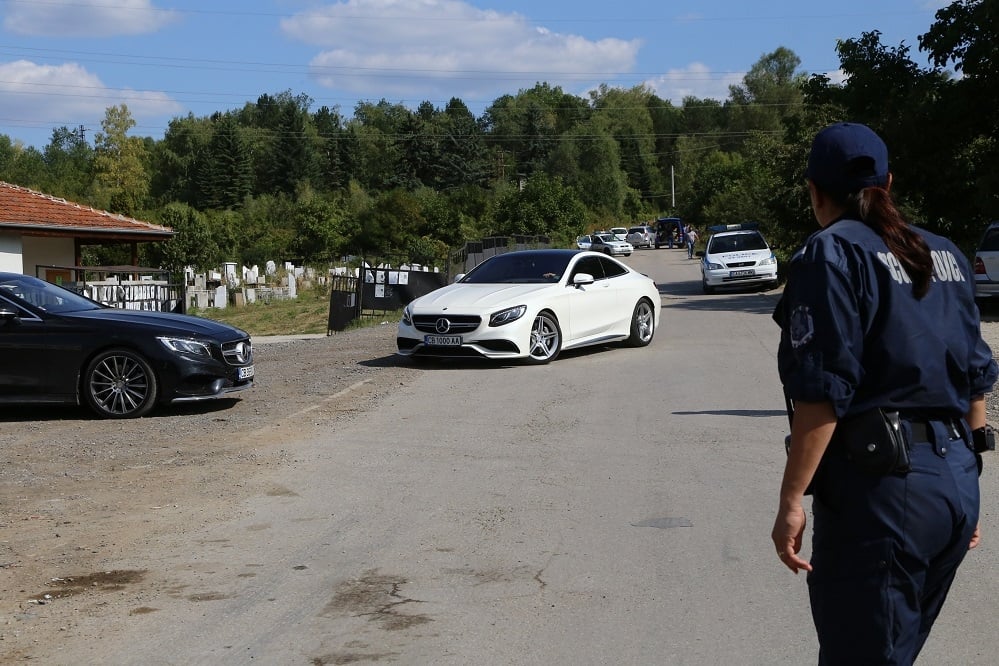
[[83, 348, 159, 418], [627, 299, 656, 346], [526, 311, 562, 364]]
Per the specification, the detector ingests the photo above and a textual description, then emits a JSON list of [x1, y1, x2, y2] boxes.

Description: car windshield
[[709, 233, 769, 254], [0, 274, 103, 313], [593, 234, 615, 242], [461, 253, 574, 284]]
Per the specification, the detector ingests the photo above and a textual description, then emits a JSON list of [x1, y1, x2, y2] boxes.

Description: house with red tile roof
[[0, 181, 173, 281]]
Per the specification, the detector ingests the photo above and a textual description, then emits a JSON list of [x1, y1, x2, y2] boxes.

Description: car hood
[[412, 283, 553, 311], [65, 309, 250, 341]]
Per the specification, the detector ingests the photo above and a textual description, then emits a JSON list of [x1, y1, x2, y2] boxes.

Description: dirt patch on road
[[0, 322, 417, 659]]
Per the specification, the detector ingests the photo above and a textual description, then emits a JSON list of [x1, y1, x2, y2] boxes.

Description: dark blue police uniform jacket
[[774, 218, 996, 419]]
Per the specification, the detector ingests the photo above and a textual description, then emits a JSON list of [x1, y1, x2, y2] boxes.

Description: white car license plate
[[730, 269, 755, 277], [425, 335, 462, 346], [237, 365, 255, 380]]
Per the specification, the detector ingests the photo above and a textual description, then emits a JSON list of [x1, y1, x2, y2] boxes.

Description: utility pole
[[671, 165, 676, 209]]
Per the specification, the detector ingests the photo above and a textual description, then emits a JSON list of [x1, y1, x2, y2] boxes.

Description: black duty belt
[[908, 419, 962, 443]]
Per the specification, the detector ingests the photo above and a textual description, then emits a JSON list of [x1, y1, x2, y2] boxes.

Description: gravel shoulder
[[3, 314, 999, 661]]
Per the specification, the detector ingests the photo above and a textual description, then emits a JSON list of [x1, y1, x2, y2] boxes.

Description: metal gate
[[326, 267, 448, 334]]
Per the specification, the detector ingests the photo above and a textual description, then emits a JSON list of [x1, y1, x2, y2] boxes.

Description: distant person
[[685, 226, 698, 259], [771, 122, 997, 664]]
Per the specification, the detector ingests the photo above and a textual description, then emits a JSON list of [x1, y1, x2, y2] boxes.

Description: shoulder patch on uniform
[[789, 305, 814, 349]]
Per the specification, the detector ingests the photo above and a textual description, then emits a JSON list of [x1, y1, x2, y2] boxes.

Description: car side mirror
[[453, 273, 466, 283], [572, 273, 595, 287], [0, 306, 20, 322]]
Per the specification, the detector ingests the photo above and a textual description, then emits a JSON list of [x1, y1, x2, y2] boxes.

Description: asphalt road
[[54, 247, 999, 664]]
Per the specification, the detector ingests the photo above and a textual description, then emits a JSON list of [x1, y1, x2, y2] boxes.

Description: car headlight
[[759, 256, 777, 266], [402, 303, 413, 326], [158, 336, 212, 357], [489, 305, 527, 327], [705, 261, 724, 270]]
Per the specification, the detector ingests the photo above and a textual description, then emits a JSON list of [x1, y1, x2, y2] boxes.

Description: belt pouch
[[836, 408, 911, 475]]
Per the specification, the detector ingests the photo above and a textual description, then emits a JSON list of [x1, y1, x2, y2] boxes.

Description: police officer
[[770, 122, 998, 665]]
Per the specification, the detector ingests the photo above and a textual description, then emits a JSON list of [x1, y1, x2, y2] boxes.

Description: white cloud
[[0, 60, 182, 133], [281, 0, 640, 100], [643, 63, 744, 104], [4, 0, 178, 38], [823, 69, 848, 86]]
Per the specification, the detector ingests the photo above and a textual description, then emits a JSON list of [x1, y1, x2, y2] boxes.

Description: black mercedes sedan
[[0, 272, 254, 418]]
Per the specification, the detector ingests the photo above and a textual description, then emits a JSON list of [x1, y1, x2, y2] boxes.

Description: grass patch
[[189, 284, 401, 337]]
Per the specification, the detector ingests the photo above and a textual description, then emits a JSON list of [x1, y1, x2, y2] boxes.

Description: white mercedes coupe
[[396, 249, 660, 364]]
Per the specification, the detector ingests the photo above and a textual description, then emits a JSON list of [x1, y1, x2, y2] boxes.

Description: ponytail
[[846, 187, 933, 298]]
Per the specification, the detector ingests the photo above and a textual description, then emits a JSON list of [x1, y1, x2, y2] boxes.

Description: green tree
[[395, 103, 437, 189], [491, 174, 586, 241], [237, 194, 299, 267], [549, 121, 627, 215], [349, 100, 411, 190], [91, 104, 150, 215], [200, 114, 253, 209], [437, 98, 489, 189], [42, 126, 93, 199], [313, 105, 352, 191], [727, 47, 807, 135], [0, 136, 47, 189], [145, 202, 222, 272], [920, 0, 999, 224], [291, 195, 349, 263], [481, 84, 589, 183], [647, 95, 685, 212], [813, 30, 979, 241], [352, 189, 425, 255], [148, 113, 212, 207], [589, 85, 664, 204]]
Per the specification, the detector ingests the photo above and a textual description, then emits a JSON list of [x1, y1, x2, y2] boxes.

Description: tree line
[[0, 0, 994, 274]]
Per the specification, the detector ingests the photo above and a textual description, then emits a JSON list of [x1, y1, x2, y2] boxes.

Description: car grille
[[726, 260, 756, 268], [412, 314, 482, 334], [221, 339, 253, 365]]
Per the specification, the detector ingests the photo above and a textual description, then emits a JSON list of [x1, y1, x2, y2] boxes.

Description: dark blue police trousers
[[807, 419, 979, 665]]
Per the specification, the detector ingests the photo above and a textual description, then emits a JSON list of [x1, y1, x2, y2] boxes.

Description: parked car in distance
[[0, 272, 254, 418], [610, 227, 629, 241], [698, 223, 778, 294], [589, 233, 634, 257], [626, 225, 656, 249], [974, 221, 999, 305], [576, 235, 592, 250], [396, 249, 659, 364]]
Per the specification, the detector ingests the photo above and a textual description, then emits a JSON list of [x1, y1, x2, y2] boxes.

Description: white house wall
[[22, 235, 75, 278], [0, 233, 23, 272]]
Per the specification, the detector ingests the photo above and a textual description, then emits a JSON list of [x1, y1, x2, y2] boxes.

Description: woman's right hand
[[772, 502, 813, 574]]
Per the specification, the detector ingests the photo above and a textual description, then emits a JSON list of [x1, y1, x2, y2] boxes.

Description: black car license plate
[[425, 335, 462, 346], [730, 269, 755, 277]]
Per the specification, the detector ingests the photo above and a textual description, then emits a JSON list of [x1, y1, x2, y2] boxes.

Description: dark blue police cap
[[805, 122, 889, 195]]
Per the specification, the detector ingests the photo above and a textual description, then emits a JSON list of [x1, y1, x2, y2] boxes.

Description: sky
[[0, 0, 954, 150]]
